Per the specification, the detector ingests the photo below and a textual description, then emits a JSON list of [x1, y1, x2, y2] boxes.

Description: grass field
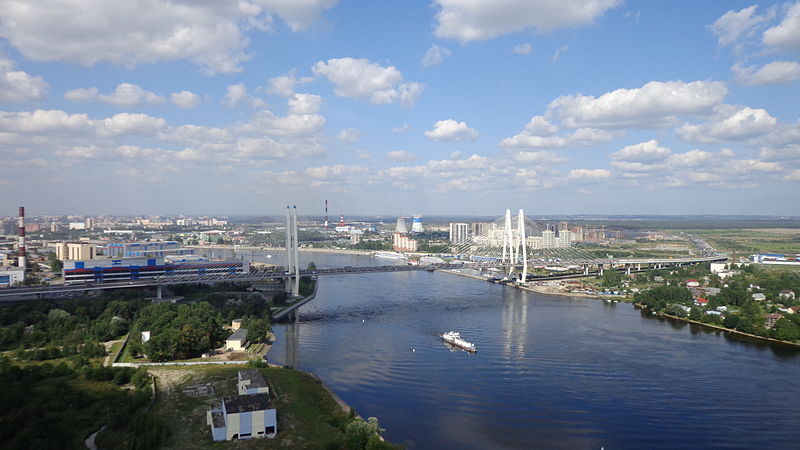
[[690, 228, 800, 254], [148, 365, 350, 449]]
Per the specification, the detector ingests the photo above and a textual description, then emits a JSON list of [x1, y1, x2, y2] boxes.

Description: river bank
[[187, 245, 374, 256], [654, 309, 800, 349], [440, 268, 618, 301]]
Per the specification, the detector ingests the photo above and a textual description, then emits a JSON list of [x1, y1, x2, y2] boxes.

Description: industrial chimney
[[324, 200, 329, 228], [17, 206, 26, 269]]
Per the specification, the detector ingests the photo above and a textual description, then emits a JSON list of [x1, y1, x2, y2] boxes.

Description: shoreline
[[655, 310, 800, 348], [187, 245, 374, 256], [440, 269, 617, 301]]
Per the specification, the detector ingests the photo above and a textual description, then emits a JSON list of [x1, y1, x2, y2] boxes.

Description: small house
[[765, 313, 783, 329], [752, 293, 766, 302], [779, 290, 796, 301], [238, 369, 269, 395], [207, 393, 277, 441], [686, 279, 700, 288], [226, 328, 248, 352]]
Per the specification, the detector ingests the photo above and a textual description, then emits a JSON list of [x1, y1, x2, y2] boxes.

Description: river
[[203, 249, 800, 449]]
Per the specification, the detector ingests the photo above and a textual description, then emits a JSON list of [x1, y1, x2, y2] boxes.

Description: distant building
[[0, 267, 25, 287], [105, 241, 191, 258], [765, 313, 784, 329], [392, 233, 417, 252], [231, 319, 242, 330], [752, 293, 766, 302], [226, 328, 248, 351], [542, 229, 556, 248], [449, 223, 470, 243], [55, 242, 96, 261], [780, 290, 796, 301], [68, 222, 86, 230], [686, 279, 700, 288], [62, 257, 248, 284]]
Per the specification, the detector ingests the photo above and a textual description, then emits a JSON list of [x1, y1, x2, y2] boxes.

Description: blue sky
[[1, 0, 798, 217]]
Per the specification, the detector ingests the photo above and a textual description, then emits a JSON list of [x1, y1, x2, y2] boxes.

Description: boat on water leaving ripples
[[440, 331, 477, 352]]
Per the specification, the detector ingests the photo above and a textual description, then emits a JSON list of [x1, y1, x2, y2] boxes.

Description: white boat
[[440, 331, 477, 352], [374, 251, 407, 260]]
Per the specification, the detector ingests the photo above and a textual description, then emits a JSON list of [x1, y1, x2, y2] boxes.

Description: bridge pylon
[[285, 206, 300, 297]]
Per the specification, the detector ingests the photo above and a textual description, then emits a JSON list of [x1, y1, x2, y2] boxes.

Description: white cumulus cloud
[[762, 2, 800, 51], [421, 44, 452, 67], [569, 168, 611, 180], [547, 80, 728, 128], [433, 0, 620, 42], [65, 83, 164, 106], [312, 57, 424, 106], [677, 105, 778, 143], [0, 55, 47, 102], [733, 61, 800, 86], [0, 0, 339, 73], [611, 140, 671, 162], [336, 127, 362, 143], [425, 119, 479, 142], [288, 93, 322, 114], [223, 84, 267, 108], [710, 5, 774, 47], [170, 90, 201, 109]]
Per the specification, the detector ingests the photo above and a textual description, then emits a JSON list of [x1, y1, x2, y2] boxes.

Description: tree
[[689, 307, 701, 321], [601, 270, 623, 288], [772, 318, 800, 341], [344, 417, 385, 450], [723, 314, 740, 329]]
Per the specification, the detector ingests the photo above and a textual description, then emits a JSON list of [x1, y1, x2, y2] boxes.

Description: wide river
[[208, 249, 800, 449]]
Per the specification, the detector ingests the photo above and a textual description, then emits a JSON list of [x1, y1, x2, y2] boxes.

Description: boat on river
[[440, 331, 477, 352]]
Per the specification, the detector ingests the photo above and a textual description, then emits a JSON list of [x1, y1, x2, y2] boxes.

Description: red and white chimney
[[18, 206, 26, 269]]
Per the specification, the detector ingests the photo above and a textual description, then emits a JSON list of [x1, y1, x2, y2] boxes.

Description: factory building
[[0, 268, 25, 287], [62, 257, 248, 284]]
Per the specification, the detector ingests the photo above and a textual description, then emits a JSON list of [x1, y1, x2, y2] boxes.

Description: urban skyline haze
[[0, 1, 798, 216]]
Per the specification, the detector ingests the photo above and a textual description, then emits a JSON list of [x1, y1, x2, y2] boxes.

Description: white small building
[[226, 328, 248, 351], [207, 393, 277, 441], [231, 319, 242, 331], [752, 293, 766, 302], [0, 268, 25, 287]]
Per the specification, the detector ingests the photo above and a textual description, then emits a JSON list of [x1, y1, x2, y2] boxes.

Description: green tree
[[772, 318, 800, 341]]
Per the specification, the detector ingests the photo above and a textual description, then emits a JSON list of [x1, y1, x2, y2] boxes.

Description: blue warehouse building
[[63, 257, 248, 284]]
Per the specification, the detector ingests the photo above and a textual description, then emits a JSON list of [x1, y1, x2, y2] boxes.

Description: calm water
[[212, 250, 800, 449]]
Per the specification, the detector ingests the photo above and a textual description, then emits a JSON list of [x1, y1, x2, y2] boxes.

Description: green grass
[[151, 366, 350, 449]]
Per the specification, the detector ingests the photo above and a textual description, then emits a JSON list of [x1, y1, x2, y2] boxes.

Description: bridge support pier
[[598, 264, 604, 276], [625, 265, 631, 275], [583, 265, 589, 275], [156, 285, 162, 300]]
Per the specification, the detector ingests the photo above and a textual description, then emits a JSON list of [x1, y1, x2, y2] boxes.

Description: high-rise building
[[55, 242, 96, 261], [392, 232, 418, 252], [449, 223, 470, 243], [471, 222, 490, 238], [542, 229, 556, 248]]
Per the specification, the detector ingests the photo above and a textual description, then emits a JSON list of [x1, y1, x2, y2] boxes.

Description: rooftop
[[227, 328, 247, 342], [238, 369, 267, 389], [223, 393, 272, 414]]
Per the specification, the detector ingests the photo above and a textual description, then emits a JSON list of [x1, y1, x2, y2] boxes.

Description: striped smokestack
[[18, 206, 26, 269]]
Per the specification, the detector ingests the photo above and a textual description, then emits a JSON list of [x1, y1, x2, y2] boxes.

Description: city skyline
[[1, 1, 799, 216]]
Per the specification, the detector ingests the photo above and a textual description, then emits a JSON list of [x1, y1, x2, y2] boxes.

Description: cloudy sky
[[1, 1, 799, 217]]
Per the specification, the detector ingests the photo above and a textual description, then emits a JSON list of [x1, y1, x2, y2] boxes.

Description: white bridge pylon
[[501, 208, 528, 283], [285, 205, 300, 297]]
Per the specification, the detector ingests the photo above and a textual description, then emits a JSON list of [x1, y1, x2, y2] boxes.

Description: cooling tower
[[411, 216, 423, 233], [395, 217, 408, 233]]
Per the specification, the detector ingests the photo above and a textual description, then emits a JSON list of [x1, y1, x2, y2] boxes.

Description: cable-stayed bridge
[[0, 207, 726, 301]]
